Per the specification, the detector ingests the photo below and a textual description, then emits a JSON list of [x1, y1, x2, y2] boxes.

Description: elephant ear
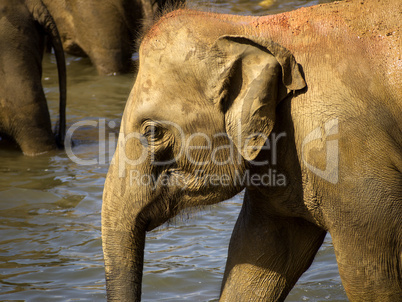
[[211, 36, 306, 161]]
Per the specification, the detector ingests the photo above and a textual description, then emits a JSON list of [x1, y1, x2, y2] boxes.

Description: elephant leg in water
[[0, 0, 66, 155]]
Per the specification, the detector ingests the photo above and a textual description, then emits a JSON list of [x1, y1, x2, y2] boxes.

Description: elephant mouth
[[140, 166, 242, 232], [142, 187, 180, 232]]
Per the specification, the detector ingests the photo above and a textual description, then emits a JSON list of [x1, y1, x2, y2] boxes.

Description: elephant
[[101, 0, 402, 301], [0, 0, 66, 156], [42, 0, 185, 75]]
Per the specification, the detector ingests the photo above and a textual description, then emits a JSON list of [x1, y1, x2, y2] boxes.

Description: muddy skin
[[102, 1, 402, 301]]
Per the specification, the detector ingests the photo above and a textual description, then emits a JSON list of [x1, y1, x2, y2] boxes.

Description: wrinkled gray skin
[[42, 0, 184, 75], [0, 0, 66, 156], [102, 1, 402, 301]]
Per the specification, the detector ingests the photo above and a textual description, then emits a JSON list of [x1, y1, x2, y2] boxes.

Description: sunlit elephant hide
[[102, 0, 402, 301]]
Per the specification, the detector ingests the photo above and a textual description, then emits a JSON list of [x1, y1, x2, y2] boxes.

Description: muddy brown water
[[0, 0, 348, 301]]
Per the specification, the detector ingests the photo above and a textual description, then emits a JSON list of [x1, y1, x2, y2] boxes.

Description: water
[[0, 0, 347, 301]]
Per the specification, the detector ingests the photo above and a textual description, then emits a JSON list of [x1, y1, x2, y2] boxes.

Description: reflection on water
[[0, 0, 347, 301]]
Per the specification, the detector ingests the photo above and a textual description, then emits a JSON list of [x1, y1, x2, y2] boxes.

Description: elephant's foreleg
[[220, 195, 326, 301], [331, 223, 402, 301], [328, 171, 402, 301]]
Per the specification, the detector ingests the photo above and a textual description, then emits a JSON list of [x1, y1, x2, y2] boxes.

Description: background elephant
[[42, 0, 185, 75], [102, 0, 401, 301], [0, 0, 66, 156]]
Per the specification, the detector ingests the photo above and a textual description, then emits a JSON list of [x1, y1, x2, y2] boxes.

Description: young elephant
[[102, 0, 402, 301], [0, 0, 66, 156], [42, 0, 184, 75]]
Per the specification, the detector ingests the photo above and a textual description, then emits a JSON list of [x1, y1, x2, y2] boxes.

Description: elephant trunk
[[102, 162, 149, 301], [30, 0, 67, 148], [102, 224, 145, 301]]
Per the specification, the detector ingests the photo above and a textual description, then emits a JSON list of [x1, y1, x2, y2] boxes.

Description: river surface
[[0, 0, 349, 301]]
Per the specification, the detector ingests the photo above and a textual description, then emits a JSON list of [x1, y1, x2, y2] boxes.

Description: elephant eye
[[142, 121, 164, 141]]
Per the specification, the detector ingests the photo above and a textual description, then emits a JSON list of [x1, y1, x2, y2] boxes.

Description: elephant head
[[0, 0, 66, 155], [101, 10, 306, 301]]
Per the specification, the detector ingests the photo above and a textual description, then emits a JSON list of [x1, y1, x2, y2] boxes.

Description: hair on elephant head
[[0, 0, 66, 155]]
